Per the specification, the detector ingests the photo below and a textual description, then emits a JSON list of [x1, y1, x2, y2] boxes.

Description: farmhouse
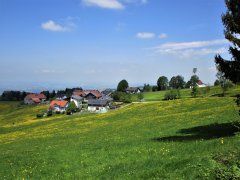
[[73, 90, 86, 97], [55, 94, 68, 100], [88, 99, 109, 113], [49, 100, 68, 112], [24, 93, 46, 105], [126, 87, 141, 94], [70, 95, 83, 108], [197, 80, 207, 88], [101, 89, 115, 96]]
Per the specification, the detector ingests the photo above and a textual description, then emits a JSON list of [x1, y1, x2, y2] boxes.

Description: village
[[22, 78, 208, 117], [23, 87, 143, 116]]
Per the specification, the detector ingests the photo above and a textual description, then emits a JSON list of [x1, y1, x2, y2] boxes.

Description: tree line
[[0, 87, 83, 101]]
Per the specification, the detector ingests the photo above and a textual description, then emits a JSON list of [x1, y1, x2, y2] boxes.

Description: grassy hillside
[[143, 85, 240, 101], [0, 96, 240, 179]]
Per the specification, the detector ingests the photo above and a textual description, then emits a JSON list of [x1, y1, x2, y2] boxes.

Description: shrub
[[36, 113, 44, 118], [66, 111, 72, 115], [191, 86, 198, 98], [56, 111, 61, 114], [120, 93, 132, 103], [164, 89, 181, 100], [47, 111, 53, 116], [66, 102, 77, 113], [221, 80, 234, 96], [113, 92, 132, 103], [137, 93, 144, 101]]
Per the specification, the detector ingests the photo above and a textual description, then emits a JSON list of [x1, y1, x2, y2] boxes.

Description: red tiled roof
[[73, 90, 86, 97], [73, 90, 102, 98], [32, 98, 41, 103], [25, 93, 46, 99], [198, 80, 204, 85], [84, 90, 102, 98], [50, 100, 68, 108]]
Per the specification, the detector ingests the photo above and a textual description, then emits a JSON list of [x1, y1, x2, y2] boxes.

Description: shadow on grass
[[153, 122, 240, 142]]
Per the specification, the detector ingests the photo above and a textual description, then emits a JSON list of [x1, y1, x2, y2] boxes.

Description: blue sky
[[0, 0, 229, 91]]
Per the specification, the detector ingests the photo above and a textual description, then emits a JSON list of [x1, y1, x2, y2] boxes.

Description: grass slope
[[0, 96, 240, 179], [143, 85, 240, 101]]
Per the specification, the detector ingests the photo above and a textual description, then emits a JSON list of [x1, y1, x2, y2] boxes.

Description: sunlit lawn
[[0, 89, 240, 179]]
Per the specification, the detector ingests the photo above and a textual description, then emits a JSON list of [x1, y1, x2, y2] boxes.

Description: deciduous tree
[[157, 76, 168, 91]]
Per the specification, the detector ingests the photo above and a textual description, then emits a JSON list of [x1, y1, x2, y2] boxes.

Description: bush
[[47, 111, 53, 117], [56, 111, 61, 114], [66, 102, 77, 113], [66, 111, 72, 115], [36, 113, 44, 118], [191, 86, 198, 98], [112, 92, 132, 103], [137, 93, 144, 101], [221, 80, 234, 96], [120, 93, 132, 103], [164, 89, 181, 100]]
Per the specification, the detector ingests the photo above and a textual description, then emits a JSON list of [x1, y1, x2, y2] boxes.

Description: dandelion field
[[0, 93, 240, 178]]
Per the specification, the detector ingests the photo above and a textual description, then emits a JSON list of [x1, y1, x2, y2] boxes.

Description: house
[[70, 95, 83, 109], [24, 93, 46, 105], [126, 87, 141, 94], [73, 90, 86, 97], [101, 89, 115, 96], [88, 99, 109, 113], [84, 90, 102, 99], [100, 95, 113, 102], [73, 90, 102, 99], [197, 80, 207, 88], [49, 100, 69, 112], [55, 94, 68, 100]]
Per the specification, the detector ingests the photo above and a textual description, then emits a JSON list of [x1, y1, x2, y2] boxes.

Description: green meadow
[[143, 85, 240, 101], [0, 86, 240, 179]]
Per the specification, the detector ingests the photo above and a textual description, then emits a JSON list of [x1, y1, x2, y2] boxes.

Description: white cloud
[[123, 0, 148, 4], [82, 0, 124, 10], [136, 32, 156, 39], [151, 39, 229, 58], [159, 33, 167, 39], [41, 20, 71, 32]]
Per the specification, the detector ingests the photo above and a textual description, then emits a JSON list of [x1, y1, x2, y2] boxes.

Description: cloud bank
[[151, 39, 228, 58], [82, 0, 124, 10]]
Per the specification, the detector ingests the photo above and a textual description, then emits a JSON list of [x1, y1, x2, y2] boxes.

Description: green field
[[0, 88, 240, 179], [143, 85, 240, 101]]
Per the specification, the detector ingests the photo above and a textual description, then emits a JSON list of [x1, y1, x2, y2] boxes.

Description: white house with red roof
[[197, 80, 207, 88], [24, 93, 46, 105], [49, 100, 69, 112]]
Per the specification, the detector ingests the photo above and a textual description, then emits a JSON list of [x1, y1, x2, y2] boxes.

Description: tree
[[143, 84, 152, 92], [191, 86, 198, 98], [189, 75, 199, 87], [157, 76, 168, 91], [169, 75, 185, 89], [117, 79, 129, 92], [214, 79, 220, 86], [41, 91, 50, 100], [51, 90, 56, 99], [215, 0, 240, 84], [164, 89, 181, 100], [216, 72, 234, 96]]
